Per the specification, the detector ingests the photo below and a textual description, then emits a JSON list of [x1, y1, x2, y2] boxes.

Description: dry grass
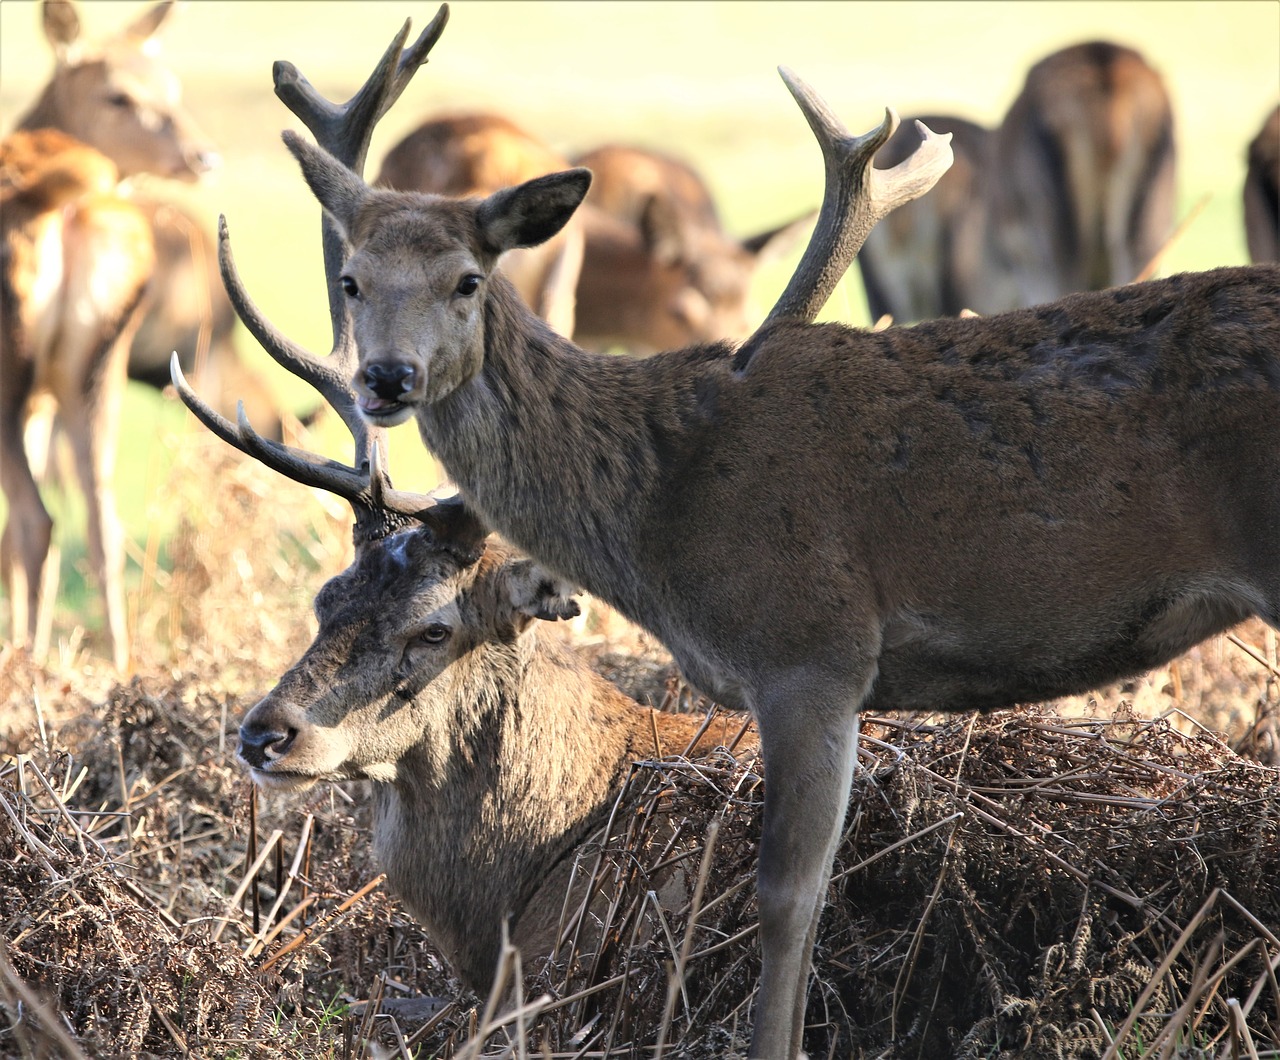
[[1, 432, 1279, 1059]]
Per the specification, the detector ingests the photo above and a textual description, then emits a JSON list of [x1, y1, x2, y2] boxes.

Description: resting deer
[[859, 40, 1177, 322], [211, 7, 1279, 1057], [174, 349, 737, 997], [571, 143, 810, 354], [1244, 104, 1279, 263], [1, 0, 217, 668]]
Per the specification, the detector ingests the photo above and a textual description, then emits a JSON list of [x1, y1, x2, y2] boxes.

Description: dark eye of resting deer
[[415, 624, 451, 646], [340, 275, 359, 297], [455, 274, 481, 297]]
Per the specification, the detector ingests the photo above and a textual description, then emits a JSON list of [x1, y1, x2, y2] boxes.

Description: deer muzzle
[[238, 719, 297, 770], [355, 362, 420, 426]]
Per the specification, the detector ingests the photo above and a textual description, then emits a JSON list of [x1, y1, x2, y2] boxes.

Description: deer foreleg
[[749, 674, 867, 1060]]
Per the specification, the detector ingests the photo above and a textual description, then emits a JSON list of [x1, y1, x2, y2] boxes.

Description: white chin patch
[[251, 770, 320, 794]]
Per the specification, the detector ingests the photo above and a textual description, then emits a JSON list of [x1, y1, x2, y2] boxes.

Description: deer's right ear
[[476, 168, 592, 255], [282, 130, 366, 238]]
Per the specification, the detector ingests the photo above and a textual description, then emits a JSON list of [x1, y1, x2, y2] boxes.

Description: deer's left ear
[[283, 130, 367, 239], [476, 168, 592, 254], [503, 559, 581, 625]]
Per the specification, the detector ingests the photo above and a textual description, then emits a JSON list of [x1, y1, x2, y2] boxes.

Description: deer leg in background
[[0, 348, 53, 657], [53, 197, 154, 672]]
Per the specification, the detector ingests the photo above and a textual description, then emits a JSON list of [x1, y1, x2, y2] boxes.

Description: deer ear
[[638, 194, 687, 268], [476, 168, 592, 254], [741, 209, 816, 265], [503, 559, 582, 625], [42, 0, 83, 60], [282, 130, 367, 239], [121, 1, 176, 48]]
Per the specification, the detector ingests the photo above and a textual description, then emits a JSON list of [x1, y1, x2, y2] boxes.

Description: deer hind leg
[[54, 200, 153, 671], [749, 667, 871, 1060], [0, 367, 54, 657]]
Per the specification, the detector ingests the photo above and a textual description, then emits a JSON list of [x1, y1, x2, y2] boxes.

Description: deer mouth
[[357, 394, 416, 427]]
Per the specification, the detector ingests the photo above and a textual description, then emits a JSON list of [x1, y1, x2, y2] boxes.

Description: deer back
[[857, 40, 1176, 322], [990, 40, 1176, 305]]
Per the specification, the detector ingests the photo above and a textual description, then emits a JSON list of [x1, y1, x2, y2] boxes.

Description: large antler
[[172, 5, 475, 545], [763, 68, 953, 327]]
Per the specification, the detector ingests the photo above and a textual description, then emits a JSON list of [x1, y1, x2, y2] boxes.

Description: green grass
[[1, 0, 1277, 646]]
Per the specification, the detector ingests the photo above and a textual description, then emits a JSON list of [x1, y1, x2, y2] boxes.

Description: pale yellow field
[[1, 0, 1277, 638]]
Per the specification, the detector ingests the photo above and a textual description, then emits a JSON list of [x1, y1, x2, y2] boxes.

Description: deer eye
[[106, 91, 133, 109], [455, 274, 481, 297], [339, 275, 359, 298], [415, 624, 452, 646]]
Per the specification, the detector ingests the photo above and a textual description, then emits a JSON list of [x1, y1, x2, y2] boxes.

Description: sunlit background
[[1, 0, 1277, 640]]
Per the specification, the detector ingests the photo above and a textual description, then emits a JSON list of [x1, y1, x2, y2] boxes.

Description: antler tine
[[272, 4, 448, 172], [171, 353, 440, 526], [764, 67, 953, 327], [216, 214, 371, 449]]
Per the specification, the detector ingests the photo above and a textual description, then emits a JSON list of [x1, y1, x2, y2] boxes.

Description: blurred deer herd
[[2, 2, 1278, 1056]]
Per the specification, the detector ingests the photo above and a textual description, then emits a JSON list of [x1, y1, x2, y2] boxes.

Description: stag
[[1, 0, 219, 668], [1244, 104, 1279, 263], [173, 376, 740, 997], [206, 7, 1279, 1057], [859, 40, 1177, 322]]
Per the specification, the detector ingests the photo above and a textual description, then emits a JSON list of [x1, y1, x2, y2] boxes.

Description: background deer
[[1, 0, 222, 668], [570, 142, 810, 354], [858, 40, 1177, 322], [1244, 104, 1279, 263], [377, 113, 807, 353]]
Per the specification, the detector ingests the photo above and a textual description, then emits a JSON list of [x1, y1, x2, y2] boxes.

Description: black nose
[[238, 722, 296, 769], [364, 362, 417, 400]]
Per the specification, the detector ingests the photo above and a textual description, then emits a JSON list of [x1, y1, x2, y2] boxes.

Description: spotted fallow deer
[[859, 40, 1177, 322], [1244, 104, 1279, 263], [215, 6, 1278, 1057], [2, 0, 219, 668]]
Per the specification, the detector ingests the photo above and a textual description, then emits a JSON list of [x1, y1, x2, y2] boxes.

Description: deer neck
[[418, 279, 726, 616], [369, 631, 645, 991]]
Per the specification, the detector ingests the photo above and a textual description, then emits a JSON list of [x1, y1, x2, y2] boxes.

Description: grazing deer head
[[1, 0, 221, 669], [859, 40, 1177, 322], [1244, 104, 1279, 263]]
